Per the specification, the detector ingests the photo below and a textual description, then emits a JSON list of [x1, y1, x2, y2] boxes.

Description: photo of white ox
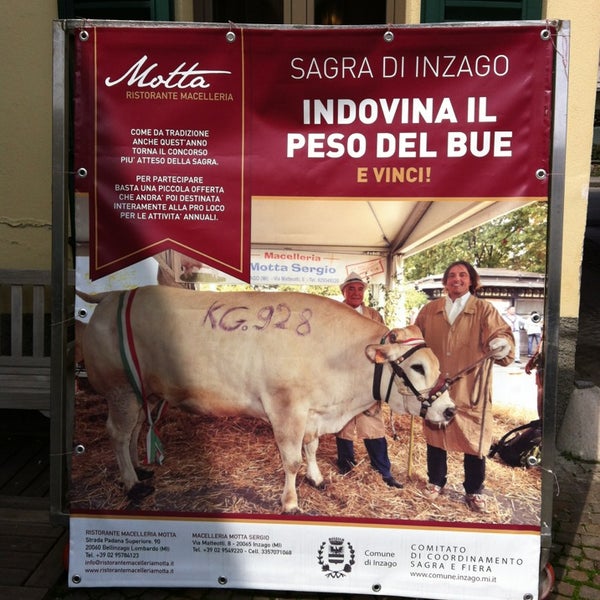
[[75, 285, 455, 513]]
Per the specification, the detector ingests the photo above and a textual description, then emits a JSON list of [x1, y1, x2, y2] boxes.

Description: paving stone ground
[[549, 455, 600, 600]]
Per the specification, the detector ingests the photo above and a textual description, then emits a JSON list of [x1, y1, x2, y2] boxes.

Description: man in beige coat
[[336, 272, 403, 488], [415, 261, 514, 512]]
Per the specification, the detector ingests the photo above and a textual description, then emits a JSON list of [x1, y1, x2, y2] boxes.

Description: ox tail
[[75, 289, 113, 304]]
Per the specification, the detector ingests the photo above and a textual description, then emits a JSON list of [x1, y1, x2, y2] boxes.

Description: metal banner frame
[[51, 18, 569, 598]]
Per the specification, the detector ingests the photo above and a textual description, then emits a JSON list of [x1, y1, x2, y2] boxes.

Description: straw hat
[[340, 271, 367, 292]]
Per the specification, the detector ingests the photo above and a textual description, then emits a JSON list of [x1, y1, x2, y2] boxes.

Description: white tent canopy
[[76, 196, 532, 287], [251, 196, 530, 259]]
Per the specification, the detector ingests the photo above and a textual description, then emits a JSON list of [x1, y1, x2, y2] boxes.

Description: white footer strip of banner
[[69, 515, 541, 599]]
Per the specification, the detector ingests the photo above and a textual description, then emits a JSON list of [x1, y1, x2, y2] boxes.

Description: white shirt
[[445, 292, 471, 325]]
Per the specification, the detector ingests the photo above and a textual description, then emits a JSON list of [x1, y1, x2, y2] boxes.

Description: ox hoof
[[282, 506, 302, 515], [127, 481, 154, 503], [313, 480, 327, 491], [306, 476, 327, 491], [135, 467, 154, 481]]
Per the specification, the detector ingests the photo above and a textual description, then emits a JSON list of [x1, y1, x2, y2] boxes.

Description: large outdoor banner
[[69, 21, 556, 600]]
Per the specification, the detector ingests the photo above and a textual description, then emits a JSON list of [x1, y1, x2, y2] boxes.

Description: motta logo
[[104, 55, 232, 90], [317, 537, 356, 578]]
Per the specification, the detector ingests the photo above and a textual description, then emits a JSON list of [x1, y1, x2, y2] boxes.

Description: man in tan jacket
[[415, 261, 514, 512], [336, 272, 403, 489]]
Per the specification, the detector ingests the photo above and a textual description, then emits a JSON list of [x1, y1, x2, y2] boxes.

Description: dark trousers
[[336, 437, 392, 479], [426, 444, 486, 494], [364, 437, 392, 479], [336, 437, 356, 474]]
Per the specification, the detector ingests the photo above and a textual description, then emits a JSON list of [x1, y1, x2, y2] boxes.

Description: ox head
[[365, 325, 455, 425]]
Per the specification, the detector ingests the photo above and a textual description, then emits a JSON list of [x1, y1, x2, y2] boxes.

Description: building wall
[[544, 0, 600, 318], [0, 1, 57, 269]]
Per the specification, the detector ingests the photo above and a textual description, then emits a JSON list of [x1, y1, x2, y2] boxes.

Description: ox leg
[[303, 438, 325, 490], [130, 410, 154, 481], [274, 437, 302, 513], [106, 390, 154, 501], [270, 412, 307, 513]]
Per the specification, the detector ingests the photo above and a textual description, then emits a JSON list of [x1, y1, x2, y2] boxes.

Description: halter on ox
[[371, 334, 450, 419], [372, 333, 497, 420]]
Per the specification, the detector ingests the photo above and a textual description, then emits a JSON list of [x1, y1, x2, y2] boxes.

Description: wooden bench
[[0, 270, 52, 411]]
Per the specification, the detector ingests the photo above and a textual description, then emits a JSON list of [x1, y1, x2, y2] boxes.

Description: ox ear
[[365, 343, 404, 364]]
